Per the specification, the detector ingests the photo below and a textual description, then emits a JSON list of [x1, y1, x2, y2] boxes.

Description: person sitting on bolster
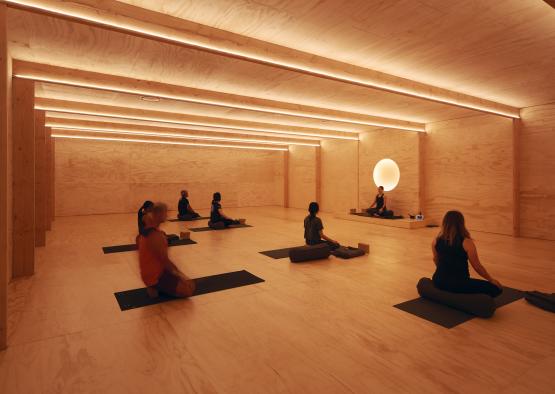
[[431, 210, 502, 297], [137, 202, 195, 298], [366, 186, 392, 217], [304, 202, 340, 250], [138, 200, 154, 236], [178, 190, 200, 220], [210, 192, 240, 227]]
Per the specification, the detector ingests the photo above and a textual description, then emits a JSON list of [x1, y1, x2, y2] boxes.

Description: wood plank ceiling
[[6, 0, 555, 148]]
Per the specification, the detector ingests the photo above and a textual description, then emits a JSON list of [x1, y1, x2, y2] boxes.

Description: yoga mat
[[352, 213, 404, 219], [102, 238, 197, 254], [168, 216, 209, 222], [114, 270, 264, 311], [189, 224, 252, 232], [260, 246, 303, 259], [394, 286, 525, 329]]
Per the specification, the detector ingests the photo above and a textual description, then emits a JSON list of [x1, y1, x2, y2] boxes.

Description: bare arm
[[319, 230, 338, 245], [463, 239, 502, 288]]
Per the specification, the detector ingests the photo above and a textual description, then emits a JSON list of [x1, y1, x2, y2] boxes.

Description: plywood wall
[[519, 103, 555, 240], [359, 129, 421, 216], [55, 140, 284, 216], [424, 115, 514, 235], [288, 145, 317, 209], [320, 139, 358, 213]]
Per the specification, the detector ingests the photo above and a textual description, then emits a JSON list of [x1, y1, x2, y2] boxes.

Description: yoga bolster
[[208, 221, 226, 230], [289, 243, 331, 263], [417, 278, 495, 318]]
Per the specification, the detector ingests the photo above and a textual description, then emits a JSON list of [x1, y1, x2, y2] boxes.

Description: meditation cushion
[[417, 278, 496, 318], [289, 243, 331, 263], [208, 221, 226, 230], [331, 246, 365, 259]]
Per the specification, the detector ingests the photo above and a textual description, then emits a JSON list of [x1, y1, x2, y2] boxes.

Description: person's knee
[[490, 284, 503, 298]]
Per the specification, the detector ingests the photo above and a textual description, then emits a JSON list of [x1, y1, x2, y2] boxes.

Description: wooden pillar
[[34, 110, 46, 246], [513, 118, 521, 237], [12, 78, 35, 277], [45, 126, 52, 230], [283, 149, 289, 208], [0, 3, 9, 350], [315, 146, 321, 203], [418, 131, 426, 215], [51, 138, 55, 221]]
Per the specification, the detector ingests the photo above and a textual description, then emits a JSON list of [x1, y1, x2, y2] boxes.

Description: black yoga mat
[[114, 270, 264, 311], [394, 287, 525, 329], [168, 216, 209, 222], [352, 213, 404, 220], [260, 246, 303, 259], [189, 224, 252, 232], [102, 238, 197, 254]]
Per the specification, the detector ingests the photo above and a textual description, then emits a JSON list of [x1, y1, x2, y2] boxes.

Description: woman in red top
[[137, 202, 195, 298]]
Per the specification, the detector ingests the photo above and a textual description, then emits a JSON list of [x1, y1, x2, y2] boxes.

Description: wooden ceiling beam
[[14, 60, 425, 132], [36, 98, 359, 140], [6, 0, 520, 118]]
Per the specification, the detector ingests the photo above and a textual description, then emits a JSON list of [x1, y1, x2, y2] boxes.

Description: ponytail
[[308, 201, 319, 218], [138, 200, 154, 232]]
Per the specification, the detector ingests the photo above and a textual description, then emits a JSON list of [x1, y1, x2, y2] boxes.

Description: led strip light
[[16, 73, 425, 132], [6, 0, 519, 118], [51, 133, 289, 151], [49, 125, 321, 147], [38, 106, 360, 140]]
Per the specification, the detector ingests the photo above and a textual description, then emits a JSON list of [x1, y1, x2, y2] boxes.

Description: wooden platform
[[2, 207, 554, 393], [336, 212, 429, 229]]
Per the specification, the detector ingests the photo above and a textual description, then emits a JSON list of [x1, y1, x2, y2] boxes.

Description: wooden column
[[34, 110, 46, 246], [315, 146, 321, 203], [0, 3, 9, 350], [513, 118, 521, 237], [12, 78, 35, 277], [283, 149, 289, 208], [45, 127, 52, 230], [51, 138, 55, 221], [418, 131, 426, 215]]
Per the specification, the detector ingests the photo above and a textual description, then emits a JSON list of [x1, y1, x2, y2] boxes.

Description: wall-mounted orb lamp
[[373, 158, 400, 191]]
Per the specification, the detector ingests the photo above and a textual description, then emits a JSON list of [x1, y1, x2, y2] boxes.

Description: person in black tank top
[[366, 186, 393, 217], [431, 211, 502, 297], [209, 192, 240, 227], [304, 202, 340, 250]]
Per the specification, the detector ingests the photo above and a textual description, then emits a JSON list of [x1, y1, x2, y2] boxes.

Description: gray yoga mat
[[189, 224, 252, 232], [103, 238, 197, 254], [394, 286, 525, 328], [260, 246, 303, 259], [114, 270, 264, 311]]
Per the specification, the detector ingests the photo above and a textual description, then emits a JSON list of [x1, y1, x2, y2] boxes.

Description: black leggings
[[307, 239, 340, 251], [212, 218, 240, 227], [433, 276, 502, 298], [178, 212, 200, 220], [367, 208, 393, 217]]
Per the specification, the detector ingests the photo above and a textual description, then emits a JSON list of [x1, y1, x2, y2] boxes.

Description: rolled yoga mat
[[393, 278, 525, 328], [189, 224, 252, 232], [103, 238, 197, 254], [114, 270, 264, 311]]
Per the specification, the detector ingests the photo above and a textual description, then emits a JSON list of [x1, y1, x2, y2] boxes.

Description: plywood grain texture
[[44, 126, 52, 230], [358, 129, 420, 216], [34, 110, 46, 246], [288, 145, 316, 210], [424, 115, 514, 235], [54, 139, 284, 216], [11, 77, 35, 277], [320, 139, 358, 213], [519, 103, 555, 240], [0, 3, 8, 350]]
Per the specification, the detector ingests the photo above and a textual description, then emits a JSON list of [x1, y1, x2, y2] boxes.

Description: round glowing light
[[373, 159, 400, 191]]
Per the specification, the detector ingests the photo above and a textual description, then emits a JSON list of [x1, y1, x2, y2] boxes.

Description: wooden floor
[[1, 207, 554, 394]]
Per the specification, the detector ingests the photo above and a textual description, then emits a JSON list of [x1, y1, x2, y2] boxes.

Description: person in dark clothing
[[304, 202, 340, 250], [177, 190, 200, 220], [431, 210, 502, 297], [366, 186, 392, 217], [138, 200, 154, 236], [209, 192, 240, 227]]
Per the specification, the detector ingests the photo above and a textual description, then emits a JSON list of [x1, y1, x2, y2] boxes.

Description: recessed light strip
[[16, 73, 424, 132], [6, 0, 519, 118], [38, 106, 360, 140], [51, 133, 289, 151], [49, 125, 320, 147]]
